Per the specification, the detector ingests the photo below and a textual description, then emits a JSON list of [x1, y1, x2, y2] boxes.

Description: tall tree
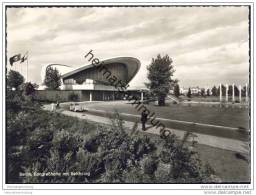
[[211, 86, 217, 96], [146, 54, 175, 106], [206, 89, 210, 96], [187, 88, 192, 98], [242, 86, 246, 97], [217, 84, 226, 96], [228, 85, 239, 96], [228, 85, 232, 96], [44, 67, 61, 90], [234, 85, 239, 96], [7, 70, 25, 90], [201, 88, 205, 97], [174, 84, 180, 98]]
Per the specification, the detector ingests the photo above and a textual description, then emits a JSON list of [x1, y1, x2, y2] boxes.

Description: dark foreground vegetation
[[6, 70, 220, 183]]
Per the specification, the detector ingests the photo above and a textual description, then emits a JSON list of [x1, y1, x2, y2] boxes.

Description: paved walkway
[[43, 105, 249, 154]]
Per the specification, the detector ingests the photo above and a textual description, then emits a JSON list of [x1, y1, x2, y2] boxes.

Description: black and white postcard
[[1, 1, 255, 194]]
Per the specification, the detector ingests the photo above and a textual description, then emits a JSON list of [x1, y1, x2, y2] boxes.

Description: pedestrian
[[141, 110, 148, 131], [56, 101, 60, 109]]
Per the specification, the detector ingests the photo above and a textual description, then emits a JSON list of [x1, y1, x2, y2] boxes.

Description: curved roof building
[[37, 57, 144, 102], [40, 57, 140, 91], [62, 57, 140, 86]]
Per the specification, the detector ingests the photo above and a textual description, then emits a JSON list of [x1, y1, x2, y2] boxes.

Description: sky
[[6, 6, 250, 88]]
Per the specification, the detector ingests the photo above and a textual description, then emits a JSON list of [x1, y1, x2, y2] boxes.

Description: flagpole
[[21, 60, 22, 77], [27, 51, 29, 81]]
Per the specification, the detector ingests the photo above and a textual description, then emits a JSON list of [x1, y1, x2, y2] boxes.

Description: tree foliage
[[6, 70, 39, 112], [174, 84, 180, 98], [44, 67, 61, 90], [206, 89, 210, 96], [201, 88, 205, 97], [217, 84, 226, 96], [22, 82, 38, 96], [228, 85, 239, 96], [211, 86, 217, 96], [7, 70, 25, 89], [187, 88, 192, 98], [146, 54, 175, 106]]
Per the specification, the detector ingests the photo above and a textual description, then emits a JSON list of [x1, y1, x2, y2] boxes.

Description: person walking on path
[[141, 110, 148, 131], [56, 101, 60, 109]]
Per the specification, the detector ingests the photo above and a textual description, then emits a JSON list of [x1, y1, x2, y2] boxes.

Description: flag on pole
[[9, 54, 21, 66], [20, 52, 28, 63]]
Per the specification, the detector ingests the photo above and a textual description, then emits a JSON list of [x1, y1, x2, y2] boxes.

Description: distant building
[[180, 87, 204, 95], [190, 87, 201, 95], [180, 87, 188, 95]]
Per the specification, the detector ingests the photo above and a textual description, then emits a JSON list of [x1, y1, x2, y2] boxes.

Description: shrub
[[142, 155, 159, 175], [26, 127, 53, 167], [52, 130, 81, 159]]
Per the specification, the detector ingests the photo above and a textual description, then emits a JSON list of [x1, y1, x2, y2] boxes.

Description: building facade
[[37, 57, 141, 102]]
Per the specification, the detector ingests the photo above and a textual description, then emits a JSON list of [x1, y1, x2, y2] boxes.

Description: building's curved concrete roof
[[61, 57, 141, 84], [41, 64, 74, 83]]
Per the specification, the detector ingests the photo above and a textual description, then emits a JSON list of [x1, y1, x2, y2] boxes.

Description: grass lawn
[[74, 101, 249, 129], [197, 144, 250, 183]]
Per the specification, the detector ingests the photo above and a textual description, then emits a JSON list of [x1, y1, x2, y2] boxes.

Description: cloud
[[6, 6, 250, 87]]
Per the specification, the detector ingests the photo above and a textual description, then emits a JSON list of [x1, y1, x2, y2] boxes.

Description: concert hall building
[[36, 57, 144, 102]]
